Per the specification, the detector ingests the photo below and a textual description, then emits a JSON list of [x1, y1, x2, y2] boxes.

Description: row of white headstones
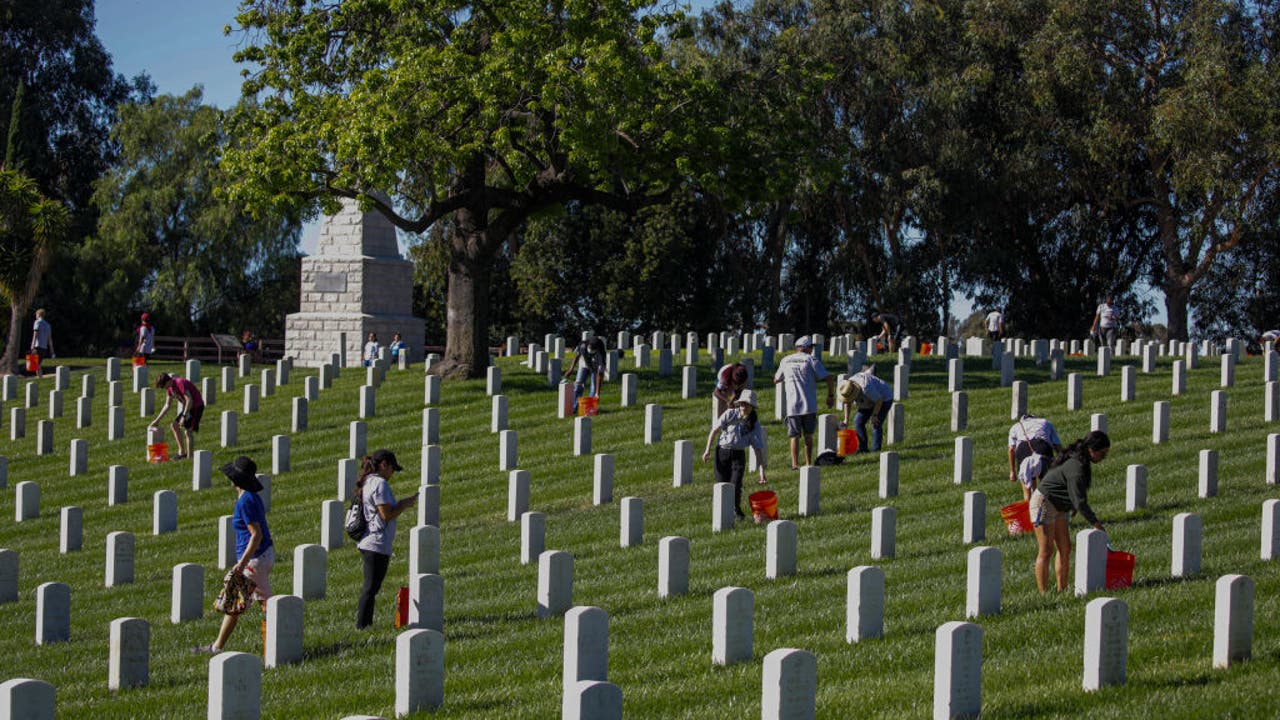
[[2, 333, 1277, 718]]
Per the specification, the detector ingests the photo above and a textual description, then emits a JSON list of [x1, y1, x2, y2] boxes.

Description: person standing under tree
[[772, 336, 834, 470], [985, 308, 1004, 342], [355, 449, 417, 629], [873, 312, 904, 353], [150, 372, 205, 460], [194, 455, 273, 654], [29, 308, 54, 378]]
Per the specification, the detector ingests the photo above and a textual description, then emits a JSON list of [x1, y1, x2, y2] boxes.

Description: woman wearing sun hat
[[195, 455, 273, 654], [701, 388, 768, 519]]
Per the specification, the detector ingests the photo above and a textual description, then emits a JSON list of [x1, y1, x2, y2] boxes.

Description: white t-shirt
[[137, 325, 154, 353], [364, 341, 380, 363], [772, 351, 829, 418], [985, 311, 1003, 332], [357, 474, 398, 556], [1096, 303, 1117, 329], [31, 318, 52, 349]]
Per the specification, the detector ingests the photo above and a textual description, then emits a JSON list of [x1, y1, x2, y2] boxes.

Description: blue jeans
[[573, 367, 599, 412], [853, 402, 893, 452]]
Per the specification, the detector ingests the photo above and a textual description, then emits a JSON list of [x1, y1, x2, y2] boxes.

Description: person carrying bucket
[[150, 372, 205, 460], [702, 388, 768, 520], [563, 335, 606, 414], [1031, 431, 1111, 593], [839, 366, 893, 453], [1008, 413, 1062, 502]]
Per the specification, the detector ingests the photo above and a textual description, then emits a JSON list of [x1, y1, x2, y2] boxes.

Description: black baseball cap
[[371, 448, 403, 471]]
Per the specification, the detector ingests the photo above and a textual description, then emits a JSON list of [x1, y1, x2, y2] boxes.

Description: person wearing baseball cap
[[773, 335, 834, 469], [702, 388, 768, 520], [355, 448, 417, 629], [195, 455, 273, 654], [134, 312, 154, 360]]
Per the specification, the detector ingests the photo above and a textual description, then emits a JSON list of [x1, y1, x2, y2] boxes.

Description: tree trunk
[[1163, 281, 1190, 342], [429, 233, 493, 380], [1, 301, 28, 375]]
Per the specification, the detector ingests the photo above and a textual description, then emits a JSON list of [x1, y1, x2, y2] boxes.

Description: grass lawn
[[1, 344, 1277, 718]]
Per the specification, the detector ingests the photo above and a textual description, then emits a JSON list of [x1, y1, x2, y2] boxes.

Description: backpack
[[344, 485, 367, 541]]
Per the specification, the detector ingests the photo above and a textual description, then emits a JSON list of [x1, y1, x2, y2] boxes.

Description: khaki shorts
[[1029, 490, 1066, 528], [244, 546, 274, 601]]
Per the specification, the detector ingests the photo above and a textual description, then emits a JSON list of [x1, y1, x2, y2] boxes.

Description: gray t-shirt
[[357, 474, 398, 556], [773, 351, 829, 418]]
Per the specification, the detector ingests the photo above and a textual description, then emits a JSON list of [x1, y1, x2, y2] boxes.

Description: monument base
[[285, 312, 424, 368]]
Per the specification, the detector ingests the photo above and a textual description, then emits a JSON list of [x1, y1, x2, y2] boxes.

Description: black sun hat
[[221, 456, 263, 492]]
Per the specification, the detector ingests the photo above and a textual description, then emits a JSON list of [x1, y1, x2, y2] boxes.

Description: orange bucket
[[132, 355, 147, 367], [578, 396, 599, 417], [1000, 500, 1032, 535], [920, 342, 933, 355], [25, 354, 40, 373], [147, 442, 169, 463], [837, 428, 859, 456], [395, 586, 410, 628], [1105, 550, 1135, 589], [749, 490, 778, 522]]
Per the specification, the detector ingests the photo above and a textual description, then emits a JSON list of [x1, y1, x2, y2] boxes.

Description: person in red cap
[[353, 449, 417, 628], [134, 312, 154, 360]]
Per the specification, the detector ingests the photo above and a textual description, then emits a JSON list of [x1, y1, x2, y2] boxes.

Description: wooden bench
[[149, 335, 285, 364]]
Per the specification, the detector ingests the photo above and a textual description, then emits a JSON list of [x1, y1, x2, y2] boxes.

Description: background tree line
[[3, 0, 1277, 375]]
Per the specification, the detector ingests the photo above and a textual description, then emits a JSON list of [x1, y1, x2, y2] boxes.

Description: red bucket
[[147, 442, 169, 463], [1000, 501, 1032, 536], [836, 428, 859, 457], [578, 396, 599, 417], [25, 354, 40, 373], [920, 342, 933, 355], [749, 490, 778, 523], [395, 586, 410, 628], [132, 355, 147, 367], [1105, 550, 1135, 589]]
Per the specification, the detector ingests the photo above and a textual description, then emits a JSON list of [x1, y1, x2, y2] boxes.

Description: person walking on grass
[[772, 335, 834, 470], [355, 449, 417, 629], [985, 307, 1005, 342], [150, 372, 205, 460], [1030, 431, 1111, 593], [1008, 413, 1062, 502], [29, 308, 54, 378], [702, 389, 768, 520], [1091, 296, 1119, 348], [839, 365, 893, 453], [195, 456, 273, 654], [135, 312, 154, 361], [363, 332, 381, 366]]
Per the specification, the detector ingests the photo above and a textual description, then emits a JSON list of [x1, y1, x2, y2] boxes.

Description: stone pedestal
[[286, 198, 425, 367]]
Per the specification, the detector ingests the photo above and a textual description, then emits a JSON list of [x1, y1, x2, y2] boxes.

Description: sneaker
[[191, 644, 221, 655]]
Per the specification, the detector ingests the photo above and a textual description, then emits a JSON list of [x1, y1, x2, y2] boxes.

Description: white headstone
[[799, 466, 820, 516], [486, 366, 501, 395], [0, 678, 55, 720], [358, 385, 375, 418], [348, 420, 367, 459], [681, 365, 696, 399], [761, 648, 817, 720], [291, 396, 307, 433], [963, 491, 985, 544], [953, 436, 973, 485], [508, 470, 530, 522], [1210, 390, 1227, 433], [563, 606, 609, 709], [13, 480, 38, 521], [153, 490, 178, 535], [264, 594, 304, 668], [766, 520, 798, 579], [106, 531, 135, 587], [672, 440, 693, 487], [537, 550, 574, 619], [208, 652, 261, 720], [171, 563, 204, 623], [35, 419, 52, 455], [416, 485, 440, 528], [644, 404, 662, 444], [35, 581, 71, 644], [1199, 448, 1219, 498], [59, 506, 82, 553], [712, 586, 753, 666], [500, 430, 517, 471], [1083, 597, 1128, 691], [221, 410, 238, 448], [573, 416, 592, 456], [871, 506, 896, 559], [1267, 381, 1279, 422], [1213, 574, 1254, 668], [620, 373, 637, 407], [1097, 347, 1111, 377], [337, 458, 358, 501], [0, 549, 16, 604], [965, 547, 1001, 618], [1125, 465, 1147, 511], [293, 544, 327, 601], [712, 482, 735, 532], [1091, 413, 1108, 433], [593, 454, 613, 505], [108, 465, 128, 506], [1152, 401, 1170, 443], [658, 536, 690, 598], [242, 384, 259, 414], [933, 621, 982, 720], [1221, 352, 1235, 388], [409, 573, 444, 632], [491, 395, 508, 433], [76, 395, 92, 429], [108, 616, 150, 690], [1171, 512, 1203, 578], [620, 497, 643, 548], [421, 444, 441, 485], [422, 407, 440, 445], [564, 681, 621, 720], [951, 391, 967, 432], [846, 566, 884, 642], [1262, 499, 1280, 561], [879, 452, 899, 499], [521, 512, 545, 566], [1073, 528, 1106, 597]]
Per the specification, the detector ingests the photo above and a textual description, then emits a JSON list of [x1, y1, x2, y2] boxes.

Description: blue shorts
[[784, 414, 817, 438]]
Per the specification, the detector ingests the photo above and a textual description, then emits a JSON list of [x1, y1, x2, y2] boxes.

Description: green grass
[[1, 346, 1277, 719]]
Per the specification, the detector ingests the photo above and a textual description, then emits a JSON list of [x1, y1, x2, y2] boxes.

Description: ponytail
[[356, 455, 378, 490], [1050, 431, 1110, 487]]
